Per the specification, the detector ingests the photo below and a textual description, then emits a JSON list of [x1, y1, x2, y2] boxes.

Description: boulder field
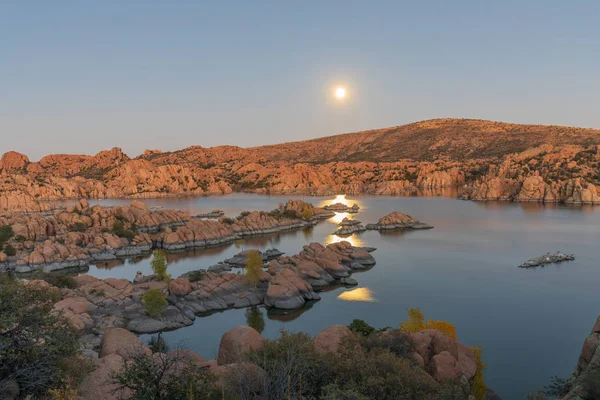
[[2, 119, 600, 212], [79, 323, 488, 400], [48, 241, 375, 338], [0, 199, 331, 273]]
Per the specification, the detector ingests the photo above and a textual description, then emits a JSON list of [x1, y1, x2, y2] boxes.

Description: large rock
[[312, 325, 351, 354], [99, 327, 150, 360], [217, 326, 265, 365], [428, 351, 461, 382], [79, 354, 126, 400], [169, 277, 191, 296]]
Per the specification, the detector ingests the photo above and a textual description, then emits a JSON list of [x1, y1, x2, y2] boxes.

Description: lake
[[82, 193, 600, 400]]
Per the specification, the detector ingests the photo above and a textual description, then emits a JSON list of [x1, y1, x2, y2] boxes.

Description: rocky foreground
[[43, 241, 375, 338], [0, 199, 333, 273], [1, 119, 600, 212], [80, 322, 490, 400]]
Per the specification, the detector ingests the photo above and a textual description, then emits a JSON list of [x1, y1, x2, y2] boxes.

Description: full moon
[[335, 87, 346, 99]]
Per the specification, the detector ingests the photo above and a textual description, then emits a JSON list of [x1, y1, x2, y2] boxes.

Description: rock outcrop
[[333, 218, 366, 236], [366, 212, 434, 230]]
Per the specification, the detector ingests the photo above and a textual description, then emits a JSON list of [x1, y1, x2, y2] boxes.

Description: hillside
[[1, 118, 600, 211]]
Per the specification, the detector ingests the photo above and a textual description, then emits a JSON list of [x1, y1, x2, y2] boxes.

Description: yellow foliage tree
[[425, 319, 458, 341], [399, 307, 426, 333], [301, 205, 314, 220], [470, 345, 487, 400], [399, 308, 457, 340], [244, 250, 263, 286]]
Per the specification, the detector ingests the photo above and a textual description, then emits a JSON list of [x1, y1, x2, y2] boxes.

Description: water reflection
[[337, 287, 376, 302], [325, 233, 365, 247], [330, 212, 352, 224], [266, 301, 317, 322]]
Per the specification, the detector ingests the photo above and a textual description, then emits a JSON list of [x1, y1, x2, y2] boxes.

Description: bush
[[221, 217, 235, 225], [112, 220, 137, 241], [13, 235, 27, 243], [68, 222, 88, 233], [470, 346, 486, 399], [348, 319, 376, 337], [301, 206, 314, 220], [0, 225, 14, 246], [186, 270, 206, 282], [32, 272, 78, 289], [151, 249, 171, 281], [3, 243, 16, 256], [239, 211, 251, 218], [147, 333, 170, 354], [142, 288, 167, 318], [110, 350, 219, 400], [399, 307, 458, 340], [0, 276, 81, 397]]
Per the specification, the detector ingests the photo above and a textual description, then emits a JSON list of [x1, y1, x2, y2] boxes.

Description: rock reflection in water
[[337, 287, 376, 302]]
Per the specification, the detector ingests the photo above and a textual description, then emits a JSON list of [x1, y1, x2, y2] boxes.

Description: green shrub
[[3, 243, 16, 257], [0, 276, 80, 397], [239, 211, 251, 218], [147, 334, 170, 354], [112, 220, 137, 241], [348, 319, 376, 337], [68, 222, 87, 233], [221, 217, 235, 225], [244, 250, 263, 286], [0, 225, 14, 246], [150, 250, 171, 281], [186, 270, 205, 282], [110, 350, 218, 400], [13, 235, 27, 243], [32, 272, 78, 289], [142, 289, 167, 318]]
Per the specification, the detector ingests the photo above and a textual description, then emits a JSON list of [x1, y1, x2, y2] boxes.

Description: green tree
[[151, 249, 171, 281], [3, 243, 16, 256], [0, 225, 14, 247], [244, 250, 263, 286], [0, 276, 81, 397], [142, 289, 167, 319], [245, 306, 265, 334], [348, 319, 376, 337]]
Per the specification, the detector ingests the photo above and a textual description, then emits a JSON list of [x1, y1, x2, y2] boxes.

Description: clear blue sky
[[2, 1, 599, 160]]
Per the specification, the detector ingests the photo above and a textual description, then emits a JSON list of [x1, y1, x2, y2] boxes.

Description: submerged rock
[[518, 251, 575, 268]]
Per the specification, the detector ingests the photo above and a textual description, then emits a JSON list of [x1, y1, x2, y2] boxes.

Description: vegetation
[[31, 272, 79, 289], [142, 288, 167, 318], [244, 250, 263, 286], [221, 217, 235, 225], [147, 333, 170, 354], [68, 222, 88, 233], [110, 346, 219, 400], [186, 269, 206, 282], [112, 220, 137, 241], [151, 249, 171, 281], [3, 243, 16, 256], [348, 318, 376, 337], [0, 225, 14, 248], [470, 346, 486, 400], [399, 307, 458, 340], [301, 205, 314, 220], [0, 276, 83, 397], [245, 306, 265, 334], [224, 327, 465, 400]]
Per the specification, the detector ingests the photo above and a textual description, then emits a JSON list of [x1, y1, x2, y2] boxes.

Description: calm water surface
[[82, 194, 600, 400]]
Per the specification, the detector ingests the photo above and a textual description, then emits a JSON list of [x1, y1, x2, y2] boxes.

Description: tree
[[244, 250, 263, 286], [301, 206, 314, 220], [348, 319, 376, 337], [0, 276, 81, 397], [151, 249, 171, 281], [399, 308, 426, 333], [470, 346, 487, 400], [399, 308, 458, 340], [245, 306, 265, 334], [110, 350, 219, 400], [142, 288, 167, 318], [3, 243, 16, 256]]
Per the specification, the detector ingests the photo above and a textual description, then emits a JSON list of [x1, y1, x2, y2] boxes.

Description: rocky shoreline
[[37, 240, 376, 344], [0, 199, 334, 274]]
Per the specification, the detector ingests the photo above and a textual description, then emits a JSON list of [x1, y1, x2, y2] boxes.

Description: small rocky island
[[323, 202, 360, 213], [518, 252, 575, 268], [191, 209, 224, 219], [333, 218, 366, 236], [366, 211, 433, 230]]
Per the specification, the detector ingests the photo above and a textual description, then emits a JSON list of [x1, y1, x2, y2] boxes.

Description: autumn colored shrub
[[470, 345, 487, 400], [399, 308, 458, 340]]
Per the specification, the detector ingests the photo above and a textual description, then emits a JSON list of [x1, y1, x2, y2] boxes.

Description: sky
[[2, 1, 600, 160]]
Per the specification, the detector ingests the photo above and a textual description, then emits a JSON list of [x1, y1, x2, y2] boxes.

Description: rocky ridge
[[2, 119, 600, 211]]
